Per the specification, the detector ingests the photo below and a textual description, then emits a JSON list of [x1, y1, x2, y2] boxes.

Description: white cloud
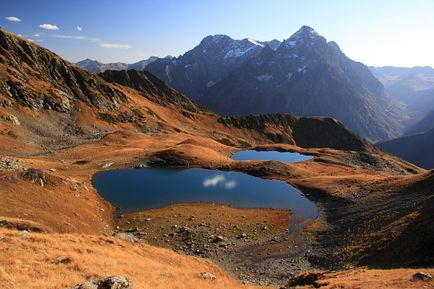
[[225, 180, 237, 189], [51, 34, 99, 42], [76, 26, 82, 31], [39, 23, 59, 30], [203, 175, 226, 187], [5, 16, 21, 22], [203, 175, 237, 189], [32, 33, 40, 37], [100, 43, 130, 49]]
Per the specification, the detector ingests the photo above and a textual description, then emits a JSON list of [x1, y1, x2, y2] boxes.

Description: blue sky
[[2, 0, 434, 67]]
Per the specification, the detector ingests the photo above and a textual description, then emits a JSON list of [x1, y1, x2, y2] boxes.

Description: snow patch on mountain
[[207, 80, 216, 87], [256, 74, 274, 82], [247, 38, 264, 47], [286, 40, 297, 48], [224, 46, 257, 59]]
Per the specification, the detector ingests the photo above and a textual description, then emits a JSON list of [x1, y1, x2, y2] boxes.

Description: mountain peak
[[77, 58, 101, 65], [297, 25, 316, 33], [327, 41, 342, 54], [284, 25, 325, 48], [292, 25, 322, 39], [200, 34, 233, 45]]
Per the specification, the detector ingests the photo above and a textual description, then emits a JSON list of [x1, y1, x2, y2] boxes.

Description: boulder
[[412, 272, 432, 281], [285, 272, 324, 288], [67, 276, 132, 289], [21, 168, 46, 186], [200, 272, 216, 281]]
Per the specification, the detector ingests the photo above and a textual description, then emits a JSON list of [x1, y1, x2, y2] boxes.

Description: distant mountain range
[[371, 66, 434, 167], [76, 56, 172, 73], [77, 26, 408, 142], [370, 66, 434, 120]]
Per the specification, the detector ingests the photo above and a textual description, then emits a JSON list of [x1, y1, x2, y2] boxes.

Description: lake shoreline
[[116, 202, 318, 286]]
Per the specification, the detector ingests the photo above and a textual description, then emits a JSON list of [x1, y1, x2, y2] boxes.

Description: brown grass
[[0, 228, 266, 289]]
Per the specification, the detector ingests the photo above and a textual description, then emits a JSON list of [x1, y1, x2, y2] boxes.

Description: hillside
[[378, 128, 434, 169], [407, 109, 434, 134], [0, 28, 432, 289]]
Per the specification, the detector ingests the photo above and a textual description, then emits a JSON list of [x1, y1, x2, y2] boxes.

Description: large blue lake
[[92, 168, 318, 220]]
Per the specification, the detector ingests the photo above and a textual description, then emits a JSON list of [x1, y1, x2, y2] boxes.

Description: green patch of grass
[[98, 112, 118, 124], [215, 138, 236, 147], [145, 107, 162, 120], [132, 108, 144, 119], [238, 139, 251, 148], [265, 132, 294, 144]]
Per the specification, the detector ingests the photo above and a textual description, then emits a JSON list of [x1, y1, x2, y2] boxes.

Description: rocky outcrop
[[21, 168, 46, 186], [99, 69, 201, 112], [0, 28, 126, 112], [412, 272, 433, 281], [67, 276, 132, 289]]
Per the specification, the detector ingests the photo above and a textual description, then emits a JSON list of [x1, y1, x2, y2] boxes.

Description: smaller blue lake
[[92, 168, 318, 220], [231, 150, 313, 162]]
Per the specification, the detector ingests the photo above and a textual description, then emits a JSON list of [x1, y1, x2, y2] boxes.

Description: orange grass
[[0, 228, 266, 289]]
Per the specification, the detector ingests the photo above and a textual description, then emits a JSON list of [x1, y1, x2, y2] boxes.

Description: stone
[[0, 114, 20, 125], [238, 233, 247, 239], [179, 226, 191, 233], [209, 235, 224, 243], [21, 168, 46, 186], [200, 272, 216, 281], [20, 230, 30, 239], [52, 256, 72, 264], [412, 272, 432, 281], [102, 162, 114, 169], [114, 232, 139, 242], [0, 157, 21, 170], [67, 276, 132, 289], [286, 272, 324, 288]]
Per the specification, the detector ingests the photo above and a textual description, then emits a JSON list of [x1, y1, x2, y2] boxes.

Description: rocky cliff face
[[146, 35, 280, 101], [0, 28, 126, 112]]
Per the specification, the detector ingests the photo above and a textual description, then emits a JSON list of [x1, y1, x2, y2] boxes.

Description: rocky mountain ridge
[[147, 26, 405, 142], [76, 56, 172, 73]]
